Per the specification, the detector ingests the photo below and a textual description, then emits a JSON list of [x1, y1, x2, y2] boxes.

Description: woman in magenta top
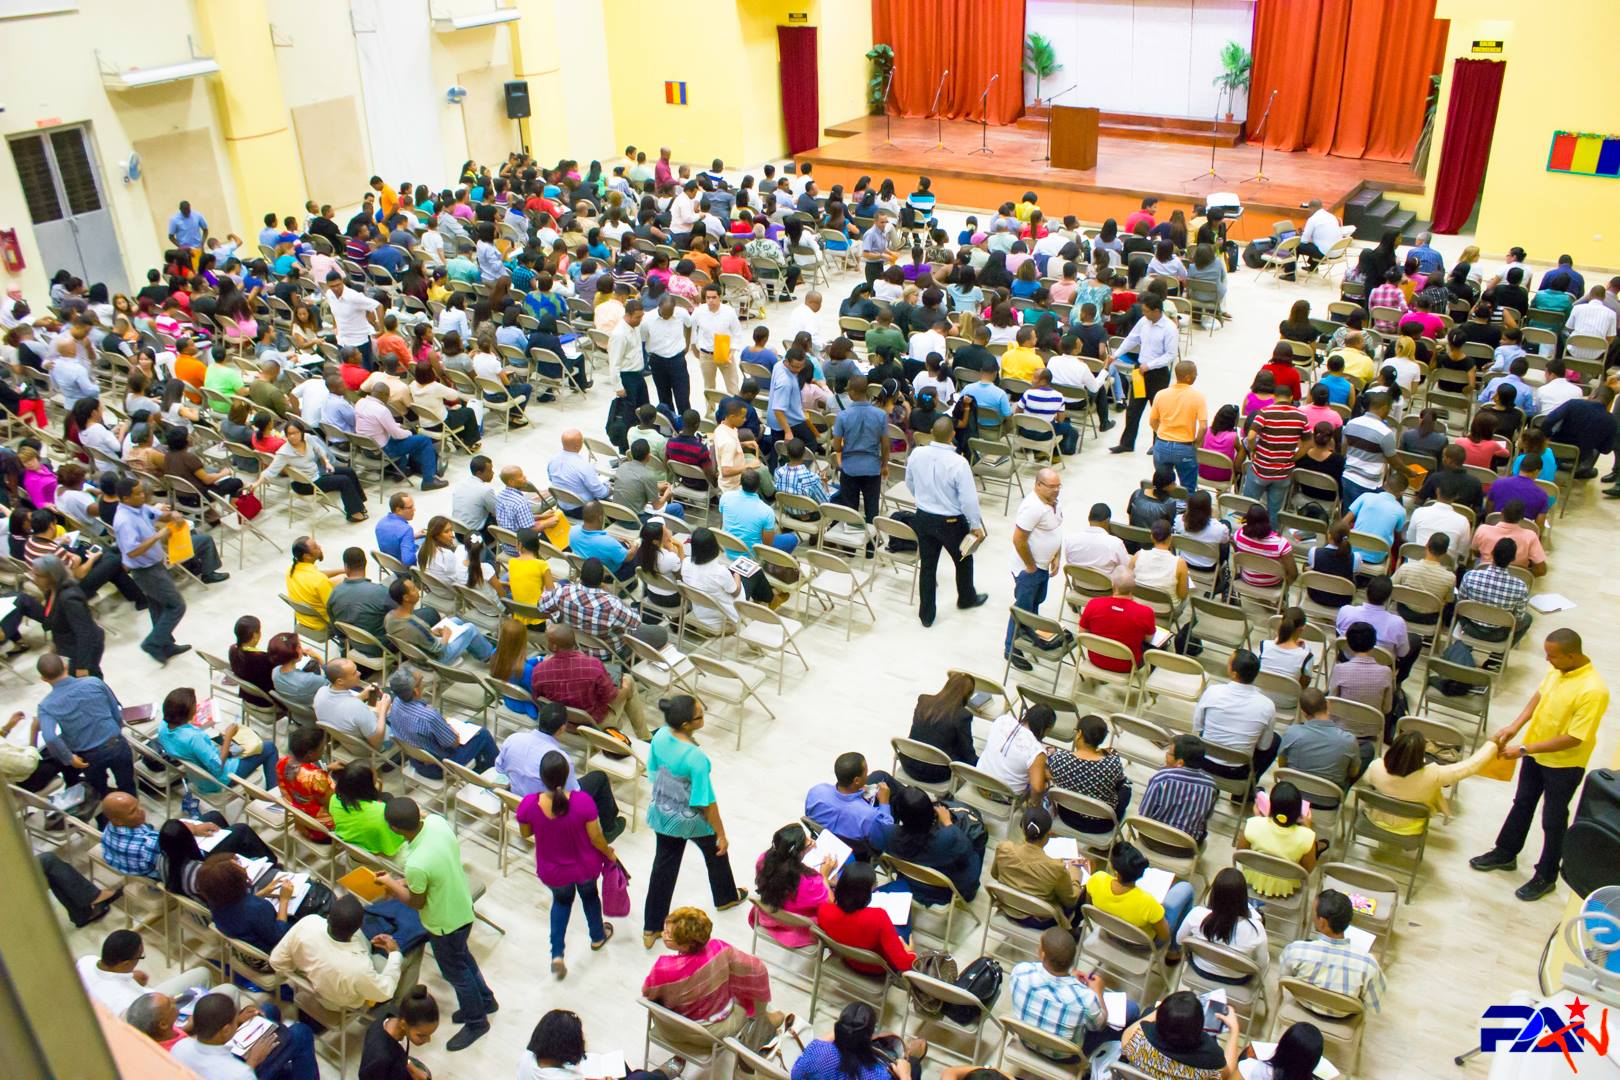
[[515, 750, 619, 978], [815, 862, 916, 976], [1300, 383, 1344, 431], [1198, 405, 1240, 483], [750, 824, 835, 948]]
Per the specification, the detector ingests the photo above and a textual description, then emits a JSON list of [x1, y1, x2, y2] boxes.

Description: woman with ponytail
[[1235, 781, 1319, 897], [514, 749, 619, 979], [1257, 607, 1314, 713], [750, 823, 836, 947], [790, 1002, 927, 1080], [989, 806, 1081, 928]]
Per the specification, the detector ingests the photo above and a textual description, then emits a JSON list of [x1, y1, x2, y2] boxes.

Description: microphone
[[989, 74, 999, 84], [942, 69, 951, 77]]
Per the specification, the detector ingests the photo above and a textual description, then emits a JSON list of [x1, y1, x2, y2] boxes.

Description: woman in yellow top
[[1363, 730, 1499, 835], [1082, 842, 1195, 962], [1235, 782, 1319, 897]]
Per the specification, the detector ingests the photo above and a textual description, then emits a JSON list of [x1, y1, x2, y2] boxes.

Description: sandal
[[552, 957, 567, 980], [591, 923, 615, 951], [644, 931, 660, 949], [715, 888, 749, 912]]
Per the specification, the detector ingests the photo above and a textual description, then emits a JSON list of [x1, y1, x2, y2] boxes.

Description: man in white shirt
[[787, 291, 828, 357], [670, 180, 700, 243], [1566, 286, 1618, 359], [1046, 350, 1117, 432], [450, 455, 499, 533], [907, 318, 947, 367], [1536, 359, 1585, 414], [288, 370, 329, 421], [171, 993, 308, 1079], [1007, 468, 1066, 671], [1112, 295, 1179, 452], [76, 929, 213, 1014], [1064, 503, 1129, 575], [323, 272, 381, 368], [1296, 199, 1342, 271], [269, 895, 407, 1011], [690, 285, 743, 395], [640, 295, 693, 414], [1405, 485, 1472, 557], [1193, 649, 1279, 777], [608, 304, 649, 408]]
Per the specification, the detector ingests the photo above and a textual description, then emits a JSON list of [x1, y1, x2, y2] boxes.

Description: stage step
[[1344, 184, 1425, 245]]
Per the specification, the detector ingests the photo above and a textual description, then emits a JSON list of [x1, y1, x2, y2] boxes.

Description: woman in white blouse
[[417, 514, 472, 586], [678, 528, 741, 633], [635, 518, 686, 614], [1258, 607, 1314, 713], [407, 360, 482, 449], [1175, 868, 1269, 985]]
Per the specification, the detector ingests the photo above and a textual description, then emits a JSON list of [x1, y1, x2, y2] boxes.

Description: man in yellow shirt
[[1471, 628, 1610, 901], [370, 175, 396, 221], [506, 528, 554, 625], [1144, 360, 1207, 491], [998, 326, 1043, 384], [1330, 331, 1377, 387], [285, 536, 343, 631]]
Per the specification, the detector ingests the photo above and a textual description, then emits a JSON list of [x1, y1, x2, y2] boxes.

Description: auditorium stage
[[794, 114, 1424, 243]]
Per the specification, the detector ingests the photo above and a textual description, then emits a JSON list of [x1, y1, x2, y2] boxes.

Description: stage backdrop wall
[[1023, 0, 1253, 122]]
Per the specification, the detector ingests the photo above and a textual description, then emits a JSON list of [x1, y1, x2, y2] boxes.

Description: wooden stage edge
[[795, 114, 1424, 244]]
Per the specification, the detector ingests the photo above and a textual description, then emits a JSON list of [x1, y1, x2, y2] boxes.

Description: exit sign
[[787, 12, 808, 21], [1472, 39, 1503, 53]]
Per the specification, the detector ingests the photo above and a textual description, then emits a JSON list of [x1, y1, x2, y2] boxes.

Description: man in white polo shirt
[[324, 271, 381, 369], [1007, 468, 1065, 671]]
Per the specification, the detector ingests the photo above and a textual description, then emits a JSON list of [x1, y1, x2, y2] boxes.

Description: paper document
[[1104, 991, 1129, 1029], [187, 822, 231, 853], [801, 829, 853, 870], [229, 1016, 276, 1058], [1138, 866, 1174, 902], [580, 1051, 628, 1079], [268, 870, 313, 912], [1043, 836, 1080, 861], [447, 719, 485, 746], [1344, 925, 1375, 954], [235, 855, 276, 888], [1529, 592, 1576, 613], [868, 890, 913, 926], [337, 866, 386, 903]]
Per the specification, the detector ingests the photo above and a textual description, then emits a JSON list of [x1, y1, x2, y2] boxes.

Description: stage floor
[[795, 114, 1423, 241]]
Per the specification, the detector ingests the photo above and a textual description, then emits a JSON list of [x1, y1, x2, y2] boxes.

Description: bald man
[[494, 463, 565, 549], [547, 429, 611, 517], [99, 790, 276, 880], [906, 416, 988, 627], [529, 624, 652, 738]]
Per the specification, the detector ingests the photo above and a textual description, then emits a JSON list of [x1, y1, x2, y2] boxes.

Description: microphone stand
[[1240, 89, 1279, 185], [1031, 83, 1077, 164], [926, 70, 952, 154], [1182, 101, 1226, 187], [968, 75, 999, 156], [875, 69, 897, 149]]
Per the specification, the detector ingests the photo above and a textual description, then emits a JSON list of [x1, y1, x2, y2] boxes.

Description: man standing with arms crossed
[[1471, 628, 1610, 902], [907, 417, 988, 628], [1006, 468, 1064, 672], [1110, 295, 1180, 456]]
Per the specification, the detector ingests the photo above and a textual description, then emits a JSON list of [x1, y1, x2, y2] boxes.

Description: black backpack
[[1431, 640, 1479, 697], [1564, 770, 1620, 897], [886, 509, 918, 553], [944, 957, 1004, 1023]]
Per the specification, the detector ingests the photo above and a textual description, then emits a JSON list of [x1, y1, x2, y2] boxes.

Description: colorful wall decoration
[[663, 80, 688, 105], [1547, 130, 1620, 177]]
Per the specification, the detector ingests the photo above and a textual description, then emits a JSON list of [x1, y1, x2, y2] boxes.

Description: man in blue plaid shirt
[[1280, 889, 1386, 1015], [99, 792, 275, 878], [771, 438, 830, 520], [1457, 536, 1533, 643], [1011, 927, 1134, 1058]]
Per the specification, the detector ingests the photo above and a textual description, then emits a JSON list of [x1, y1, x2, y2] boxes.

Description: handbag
[[601, 859, 632, 917], [232, 490, 263, 520]]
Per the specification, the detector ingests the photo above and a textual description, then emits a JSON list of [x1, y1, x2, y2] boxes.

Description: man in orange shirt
[[1470, 501, 1548, 575], [170, 337, 208, 391], [369, 175, 396, 221], [1146, 359, 1207, 491]]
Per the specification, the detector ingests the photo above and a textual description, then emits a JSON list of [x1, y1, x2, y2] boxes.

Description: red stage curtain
[[778, 26, 820, 155], [1249, 0, 1447, 162], [871, 0, 1024, 125], [1430, 59, 1505, 233]]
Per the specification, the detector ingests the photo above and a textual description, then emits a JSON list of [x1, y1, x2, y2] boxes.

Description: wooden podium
[[1049, 106, 1100, 171]]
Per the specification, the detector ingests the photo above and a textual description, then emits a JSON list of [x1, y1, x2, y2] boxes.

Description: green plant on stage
[[1211, 41, 1252, 120], [1023, 32, 1062, 105], [866, 44, 895, 115]]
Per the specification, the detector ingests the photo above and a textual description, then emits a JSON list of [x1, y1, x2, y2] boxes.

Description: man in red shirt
[[1078, 568, 1157, 674], [1259, 342, 1304, 402], [1243, 383, 1309, 517], [529, 623, 649, 735]]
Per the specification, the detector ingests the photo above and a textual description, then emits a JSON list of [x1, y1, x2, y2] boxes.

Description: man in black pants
[[1470, 628, 1610, 902], [1110, 296, 1179, 455], [830, 374, 890, 524], [905, 417, 988, 627]]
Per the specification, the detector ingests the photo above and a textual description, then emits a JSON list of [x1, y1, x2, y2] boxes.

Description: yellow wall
[[1427, 0, 1620, 268], [602, 2, 747, 166], [816, 0, 873, 129]]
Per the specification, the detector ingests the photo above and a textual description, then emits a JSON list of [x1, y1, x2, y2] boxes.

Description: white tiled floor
[[34, 222, 1620, 1080]]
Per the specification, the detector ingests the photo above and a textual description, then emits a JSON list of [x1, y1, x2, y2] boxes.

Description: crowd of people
[[3, 145, 1615, 1080]]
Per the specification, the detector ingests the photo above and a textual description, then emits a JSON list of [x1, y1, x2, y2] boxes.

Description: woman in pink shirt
[[1300, 383, 1344, 430], [1199, 404, 1241, 483], [515, 750, 619, 978], [749, 824, 835, 948]]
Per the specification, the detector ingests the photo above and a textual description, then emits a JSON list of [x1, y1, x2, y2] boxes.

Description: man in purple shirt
[[1486, 456, 1552, 521], [1334, 576, 1419, 682]]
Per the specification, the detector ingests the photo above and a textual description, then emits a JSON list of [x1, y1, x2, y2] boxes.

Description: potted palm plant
[[1211, 41, 1252, 122], [1023, 32, 1062, 108]]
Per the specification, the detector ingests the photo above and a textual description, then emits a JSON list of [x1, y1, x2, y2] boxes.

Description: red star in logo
[[1569, 998, 1590, 1022]]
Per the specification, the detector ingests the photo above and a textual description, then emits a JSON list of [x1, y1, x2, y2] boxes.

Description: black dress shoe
[[958, 592, 989, 610], [1574, 466, 1600, 480], [1469, 850, 1517, 873], [141, 644, 171, 666], [445, 1022, 490, 1052], [1516, 875, 1558, 902], [919, 612, 935, 628], [165, 644, 193, 659], [200, 571, 230, 584], [1109, 445, 1132, 454], [1098, 420, 1115, 432], [1008, 654, 1034, 672], [1603, 471, 1619, 484]]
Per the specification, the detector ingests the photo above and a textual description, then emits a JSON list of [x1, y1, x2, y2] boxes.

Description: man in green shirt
[[202, 347, 245, 413], [376, 797, 494, 1051], [446, 241, 480, 285], [246, 360, 290, 416], [863, 309, 907, 363]]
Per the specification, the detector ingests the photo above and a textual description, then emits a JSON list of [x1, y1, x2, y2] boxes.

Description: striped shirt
[[1231, 529, 1292, 587], [1010, 962, 1103, 1046], [1280, 934, 1386, 1014], [388, 697, 459, 757], [1019, 385, 1068, 424], [1248, 404, 1308, 480], [1138, 765, 1218, 842]]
